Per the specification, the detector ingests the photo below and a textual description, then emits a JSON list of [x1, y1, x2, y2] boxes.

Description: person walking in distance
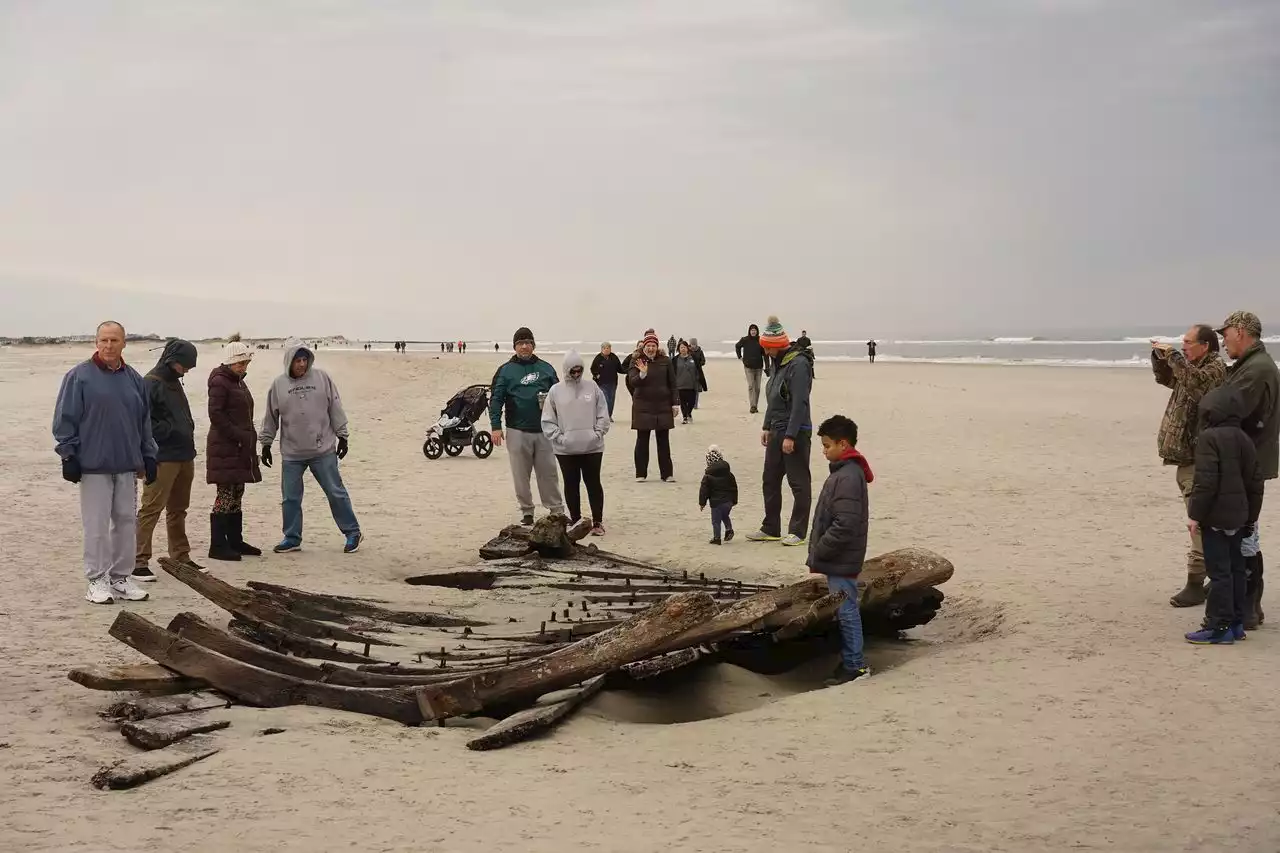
[[627, 331, 680, 482], [748, 315, 815, 547], [1216, 311, 1280, 629], [1152, 325, 1227, 607], [667, 334, 678, 360], [206, 335, 263, 561], [133, 338, 200, 581], [736, 323, 766, 413], [259, 339, 364, 554], [491, 327, 565, 526], [867, 339, 877, 364], [542, 350, 611, 536], [590, 342, 624, 418], [674, 341, 701, 424], [688, 337, 708, 410], [52, 321, 158, 604]]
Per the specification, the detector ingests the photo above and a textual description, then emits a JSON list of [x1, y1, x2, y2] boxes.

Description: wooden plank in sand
[[92, 736, 220, 790], [465, 676, 606, 751], [120, 714, 231, 750], [68, 664, 208, 694], [103, 691, 231, 722]]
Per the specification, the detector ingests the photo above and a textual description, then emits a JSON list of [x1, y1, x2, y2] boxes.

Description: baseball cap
[[1215, 311, 1262, 338]]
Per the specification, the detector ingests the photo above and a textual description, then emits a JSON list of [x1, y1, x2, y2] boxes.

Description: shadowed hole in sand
[[584, 597, 1007, 725]]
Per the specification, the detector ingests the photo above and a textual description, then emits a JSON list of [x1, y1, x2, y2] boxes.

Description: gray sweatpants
[[745, 366, 763, 410], [81, 473, 137, 581], [506, 429, 564, 516]]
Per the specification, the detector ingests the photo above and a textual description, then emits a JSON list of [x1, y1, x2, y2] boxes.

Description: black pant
[[678, 389, 697, 420], [1203, 528, 1247, 629], [761, 429, 812, 538], [1246, 484, 1265, 615], [556, 453, 604, 524], [634, 429, 673, 479]]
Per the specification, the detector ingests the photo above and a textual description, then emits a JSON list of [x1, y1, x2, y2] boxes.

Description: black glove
[[61, 456, 82, 484], [337, 436, 349, 460], [261, 445, 273, 468], [144, 458, 158, 485]]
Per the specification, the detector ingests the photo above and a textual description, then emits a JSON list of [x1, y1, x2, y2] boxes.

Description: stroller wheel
[[423, 437, 443, 460], [473, 431, 494, 458], [444, 441, 465, 457]]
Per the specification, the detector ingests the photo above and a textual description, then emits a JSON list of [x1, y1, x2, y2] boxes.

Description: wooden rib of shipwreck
[[227, 618, 385, 664], [246, 581, 488, 628]]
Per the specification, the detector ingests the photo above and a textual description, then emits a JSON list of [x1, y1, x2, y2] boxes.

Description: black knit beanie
[[513, 327, 535, 348]]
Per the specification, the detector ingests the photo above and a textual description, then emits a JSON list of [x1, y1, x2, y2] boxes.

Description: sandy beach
[[2, 344, 1278, 853]]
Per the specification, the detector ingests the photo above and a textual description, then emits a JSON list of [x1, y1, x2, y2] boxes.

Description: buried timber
[[70, 517, 961, 786]]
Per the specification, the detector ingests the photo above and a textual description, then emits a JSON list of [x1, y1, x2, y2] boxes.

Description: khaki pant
[[135, 460, 194, 568], [1176, 463, 1204, 575]]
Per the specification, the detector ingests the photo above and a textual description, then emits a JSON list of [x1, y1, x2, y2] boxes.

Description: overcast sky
[[1, 0, 1277, 340]]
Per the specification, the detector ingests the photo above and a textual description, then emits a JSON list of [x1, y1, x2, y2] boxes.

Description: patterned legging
[[213, 484, 245, 514]]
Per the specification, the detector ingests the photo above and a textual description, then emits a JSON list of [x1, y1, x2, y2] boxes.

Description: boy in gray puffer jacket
[[542, 350, 611, 535]]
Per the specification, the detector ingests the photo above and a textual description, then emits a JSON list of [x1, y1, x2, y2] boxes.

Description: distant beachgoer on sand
[[206, 336, 262, 562], [133, 338, 200, 582], [627, 331, 679, 482], [542, 349, 610, 537], [689, 337, 708, 409], [667, 335, 677, 359], [736, 323, 765, 414], [494, 342, 500, 352], [1151, 324, 1225, 608], [867, 340, 877, 363], [52, 321, 157, 604], [259, 340, 363, 554], [796, 330, 812, 350], [1216, 310, 1279, 630], [490, 327, 564, 526], [699, 445, 738, 545], [674, 341, 701, 424], [590, 342, 624, 417], [620, 339, 644, 380], [747, 315, 814, 547]]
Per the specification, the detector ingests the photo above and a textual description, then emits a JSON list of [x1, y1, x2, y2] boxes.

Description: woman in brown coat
[[206, 336, 262, 561], [626, 331, 680, 482]]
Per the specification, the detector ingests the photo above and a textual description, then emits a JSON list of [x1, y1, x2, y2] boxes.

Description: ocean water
[[341, 335, 1280, 368]]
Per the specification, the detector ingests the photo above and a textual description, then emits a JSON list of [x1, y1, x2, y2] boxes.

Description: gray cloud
[[1, 0, 1277, 340]]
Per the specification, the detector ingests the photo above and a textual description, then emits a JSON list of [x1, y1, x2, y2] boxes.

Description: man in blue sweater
[[52, 322, 159, 604]]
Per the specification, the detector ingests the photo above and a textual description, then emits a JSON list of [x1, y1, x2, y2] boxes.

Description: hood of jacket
[[150, 338, 198, 379], [562, 349, 585, 379], [1200, 386, 1246, 428], [748, 324, 760, 336], [780, 344, 815, 370], [543, 352, 609, 455], [706, 458, 732, 477], [282, 339, 315, 379], [833, 448, 875, 483]]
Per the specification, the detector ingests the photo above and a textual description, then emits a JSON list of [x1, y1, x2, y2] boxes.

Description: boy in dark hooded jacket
[[699, 445, 738, 544], [1184, 386, 1265, 644]]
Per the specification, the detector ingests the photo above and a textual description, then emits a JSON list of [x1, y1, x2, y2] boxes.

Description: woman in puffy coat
[[206, 336, 262, 561], [626, 331, 680, 482]]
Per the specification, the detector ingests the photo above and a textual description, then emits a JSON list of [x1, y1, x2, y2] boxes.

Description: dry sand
[[2, 344, 1278, 852]]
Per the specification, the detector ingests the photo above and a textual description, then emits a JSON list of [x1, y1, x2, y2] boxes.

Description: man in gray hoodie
[[259, 340, 363, 553]]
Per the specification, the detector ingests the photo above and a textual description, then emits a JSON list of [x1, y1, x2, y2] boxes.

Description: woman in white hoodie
[[542, 350, 611, 536]]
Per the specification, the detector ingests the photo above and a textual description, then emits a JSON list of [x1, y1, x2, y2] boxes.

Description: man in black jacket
[[590, 343, 624, 418], [735, 323, 765, 413], [134, 338, 200, 580], [1217, 310, 1279, 628]]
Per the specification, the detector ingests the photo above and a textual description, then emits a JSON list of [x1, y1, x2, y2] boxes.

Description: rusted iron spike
[[551, 611, 557, 623], [539, 621, 546, 636], [563, 608, 570, 620]]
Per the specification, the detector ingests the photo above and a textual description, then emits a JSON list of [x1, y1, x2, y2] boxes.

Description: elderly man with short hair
[[1153, 324, 1227, 607], [1216, 311, 1279, 629], [52, 321, 158, 604]]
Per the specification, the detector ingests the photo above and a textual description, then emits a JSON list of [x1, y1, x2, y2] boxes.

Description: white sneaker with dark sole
[[109, 577, 149, 602], [85, 579, 114, 604], [781, 534, 807, 547]]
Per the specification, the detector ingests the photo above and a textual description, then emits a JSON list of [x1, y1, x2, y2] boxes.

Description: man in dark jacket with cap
[[1217, 310, 1279, 628], [490, 327, 564, 525], [134, 338, 200, 580]]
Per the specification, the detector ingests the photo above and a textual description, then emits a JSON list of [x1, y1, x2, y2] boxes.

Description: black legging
[[556, 452, 604, 524], [678, 389, 697, 419], [634, 429, 673, 479]]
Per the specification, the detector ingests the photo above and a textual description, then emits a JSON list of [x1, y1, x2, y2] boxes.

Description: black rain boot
[[208, 513, 242, 562], [229, 512, 262, 556], [1169, 572, 1208, 608]]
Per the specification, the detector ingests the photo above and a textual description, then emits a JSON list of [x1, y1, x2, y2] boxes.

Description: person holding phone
[[627, 331, 680, 482]]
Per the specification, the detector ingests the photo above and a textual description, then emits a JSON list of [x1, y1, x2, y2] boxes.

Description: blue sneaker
[[1231, 621, 1247, 641], [273, 540, 301, 553], [1185, 626, 1234, 645], [344, 532, 364, 554]]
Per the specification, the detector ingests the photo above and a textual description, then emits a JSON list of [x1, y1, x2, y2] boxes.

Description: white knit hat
[[222, 336, 254, 366]]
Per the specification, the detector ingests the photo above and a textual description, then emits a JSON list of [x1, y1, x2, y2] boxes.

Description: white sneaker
[[110, 577, 150, 602], [85, 579, 114, 604], [636, 476, 647, 483], [781, 533, 807, 547]]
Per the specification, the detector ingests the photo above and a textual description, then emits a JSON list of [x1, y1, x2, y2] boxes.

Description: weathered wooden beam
[[619, 647, 705, 681], [772, 591, 847, 642], [157, 558, 397, 647], [69, 664, 208, 694], [109, 611, 424, 725], [403, 569, 510, 589], [227, 619, 384, 664], [416, 592, 718, 721], [103, 691, 231, 722], [92, 736, 220, 790], [246, 581, 488, 628], [120, 715, 231, 750], [465, 676, 606, 751], [858, 548, 955, 608]]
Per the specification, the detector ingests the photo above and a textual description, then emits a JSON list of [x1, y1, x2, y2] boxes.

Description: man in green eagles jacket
[[491, 327, 565, 525]]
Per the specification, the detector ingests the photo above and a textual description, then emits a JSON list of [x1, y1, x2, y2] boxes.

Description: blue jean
[[281, 452, 360, 544], [711, 503, 734, 539], [600, 383, 617, 417], [826, 575, 866, 670]]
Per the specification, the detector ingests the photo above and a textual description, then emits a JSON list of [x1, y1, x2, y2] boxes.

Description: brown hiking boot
[[1170, 573, 1208, 608]]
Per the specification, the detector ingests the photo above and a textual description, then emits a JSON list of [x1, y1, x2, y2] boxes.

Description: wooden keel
[[465, 676, 606, 751]]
